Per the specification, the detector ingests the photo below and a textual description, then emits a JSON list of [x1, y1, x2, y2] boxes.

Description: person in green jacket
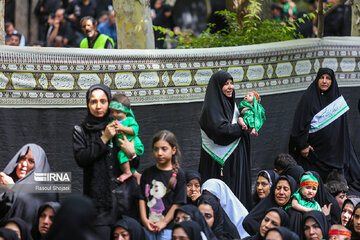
[[80, 16, 114, 49], [238, 91, 266, 136]]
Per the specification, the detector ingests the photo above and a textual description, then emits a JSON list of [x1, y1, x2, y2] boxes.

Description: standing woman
[[73, 84, 136, 238], [199, 70, 251, 210], [289, 68, 360, 191]]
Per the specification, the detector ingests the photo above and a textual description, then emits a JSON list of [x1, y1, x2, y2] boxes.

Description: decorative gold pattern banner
[[0, 37, 359, 108]]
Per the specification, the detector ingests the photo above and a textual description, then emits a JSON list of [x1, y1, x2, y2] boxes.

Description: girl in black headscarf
[[43, 194, 101, 240], [252, 170, 279, 208], [302, 210, 329, 240], [112, 215, 149, 240], [0, 144, 57, 228], [264, 226, 300, 240], [341, 196, 360, 227], [31, 202, 61, 240], [289, 68, 360, 192], [174, 204, 217, 240], [243, 175, 297, 236], [199, 70, 251, 210], [244, 207, 289, 240], [197, 193, 240, 240], [172, 221, 203, 240], [4, 217, 33, 240], [0, 227, 20, 240], [185, 170, 202, 205], [348, 203, 360, 240], [73, 84, 139, 238]]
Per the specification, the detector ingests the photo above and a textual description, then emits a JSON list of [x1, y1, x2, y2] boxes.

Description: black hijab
[[303, 210, 329, 240], [173, 221, 202, 240], [0, 144, 57, 228], [197, 193, 240, 240], [265, 226, 300, 240], [112, 215, 148, 240], [43, 195, 101, 240], [185, 170, 201, 205], [0, 227, 20, 240], [290, 68, 348, 170], [280, 163, 305, 184], [174, 204, 216, 240], [31, 202, 61, 240], [252, 170, 279, 207], [4, 217, 33, 240], [243, 175, 297, 235], [265, 207, 289, 228], [199, 70, 238, 143], [82, 84, 111, 131]]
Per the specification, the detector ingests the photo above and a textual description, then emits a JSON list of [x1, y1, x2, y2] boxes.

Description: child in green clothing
[[286, 174, 322, 212], [109, 93, 144, 184], [238, 91, 266, 136]]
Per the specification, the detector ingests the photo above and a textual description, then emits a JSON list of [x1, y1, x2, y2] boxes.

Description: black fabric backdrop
[[0, 87, 359, 195]]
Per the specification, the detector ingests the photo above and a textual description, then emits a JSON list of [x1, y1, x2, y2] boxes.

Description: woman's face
[[88, 89, 109, 118], [172, 227, 189, 240], [304, 217, 323, 240], [259, 211, 281, 237], [354, 208, 360, 233], [113, 226, 130, 240], [222, 79, 234, 98], [318, 73, 332, 92], [186, 178, 200, 199], [38, 207, 55, 236], [256, 176, 271, 199], [274, 180, 291, 206], [341, 203, 354, 226], [265, 230, 282, 240], [174, 211, 192, 224], [4, 222, 21, 240], [16, 149, 35, 179], [198, 203, 215, 228]]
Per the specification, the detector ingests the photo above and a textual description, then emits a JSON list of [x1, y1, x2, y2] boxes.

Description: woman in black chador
[[289, 68, 360, 194], [199, 70, 251, 210]]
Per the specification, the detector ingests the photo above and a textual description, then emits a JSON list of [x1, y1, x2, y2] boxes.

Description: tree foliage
[[155, 0, 308, 48]]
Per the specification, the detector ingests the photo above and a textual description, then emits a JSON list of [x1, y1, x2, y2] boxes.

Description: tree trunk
[[317, 0, 325, 37], [226, 0, 251, 25], [113, 0, 154, 49], [351, 0, 360, 35], [0, 0, 4, 45]]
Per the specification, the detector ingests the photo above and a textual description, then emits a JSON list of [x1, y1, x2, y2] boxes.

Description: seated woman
[[302, 210, 329, 240], [174, 204, 216, 240], [341, 196, 360, 227], [3, 217, 32, 240], [112, 215, 149, 240], [243, 175, 297, 235], [252, 170, 279, 208], [31, 201, 61, 240], [172, 221, 202, 240], [264, 226, 300, 240], [0, 144, 57, 227], [201, 178, 249, 238], [348, 203, 360, 239], [243, 207, 289, 240], [197, 193, 240, 240], [185, 170, 202, 205]]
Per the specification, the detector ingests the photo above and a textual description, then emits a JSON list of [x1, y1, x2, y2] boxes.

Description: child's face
[[244, 92, 254, 104], [153, 139, 176, 167], [301, 186, 317, 199], [110, 108, 127, 120]]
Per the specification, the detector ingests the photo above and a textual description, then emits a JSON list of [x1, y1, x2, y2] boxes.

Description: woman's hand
[[190, 192, 201, 202], [0, 172, 15, 184], [321, 203, 332, 216], [101, 122, 117, 144], [117, 133, 136, 159], [153, 220, 167, 233], [300, 145, 314, 158], [142, 218, 157, 232]]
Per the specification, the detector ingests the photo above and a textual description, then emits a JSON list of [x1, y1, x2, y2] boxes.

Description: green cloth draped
[[238, 99, 266, 132], [285, 192, 322, 211]]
